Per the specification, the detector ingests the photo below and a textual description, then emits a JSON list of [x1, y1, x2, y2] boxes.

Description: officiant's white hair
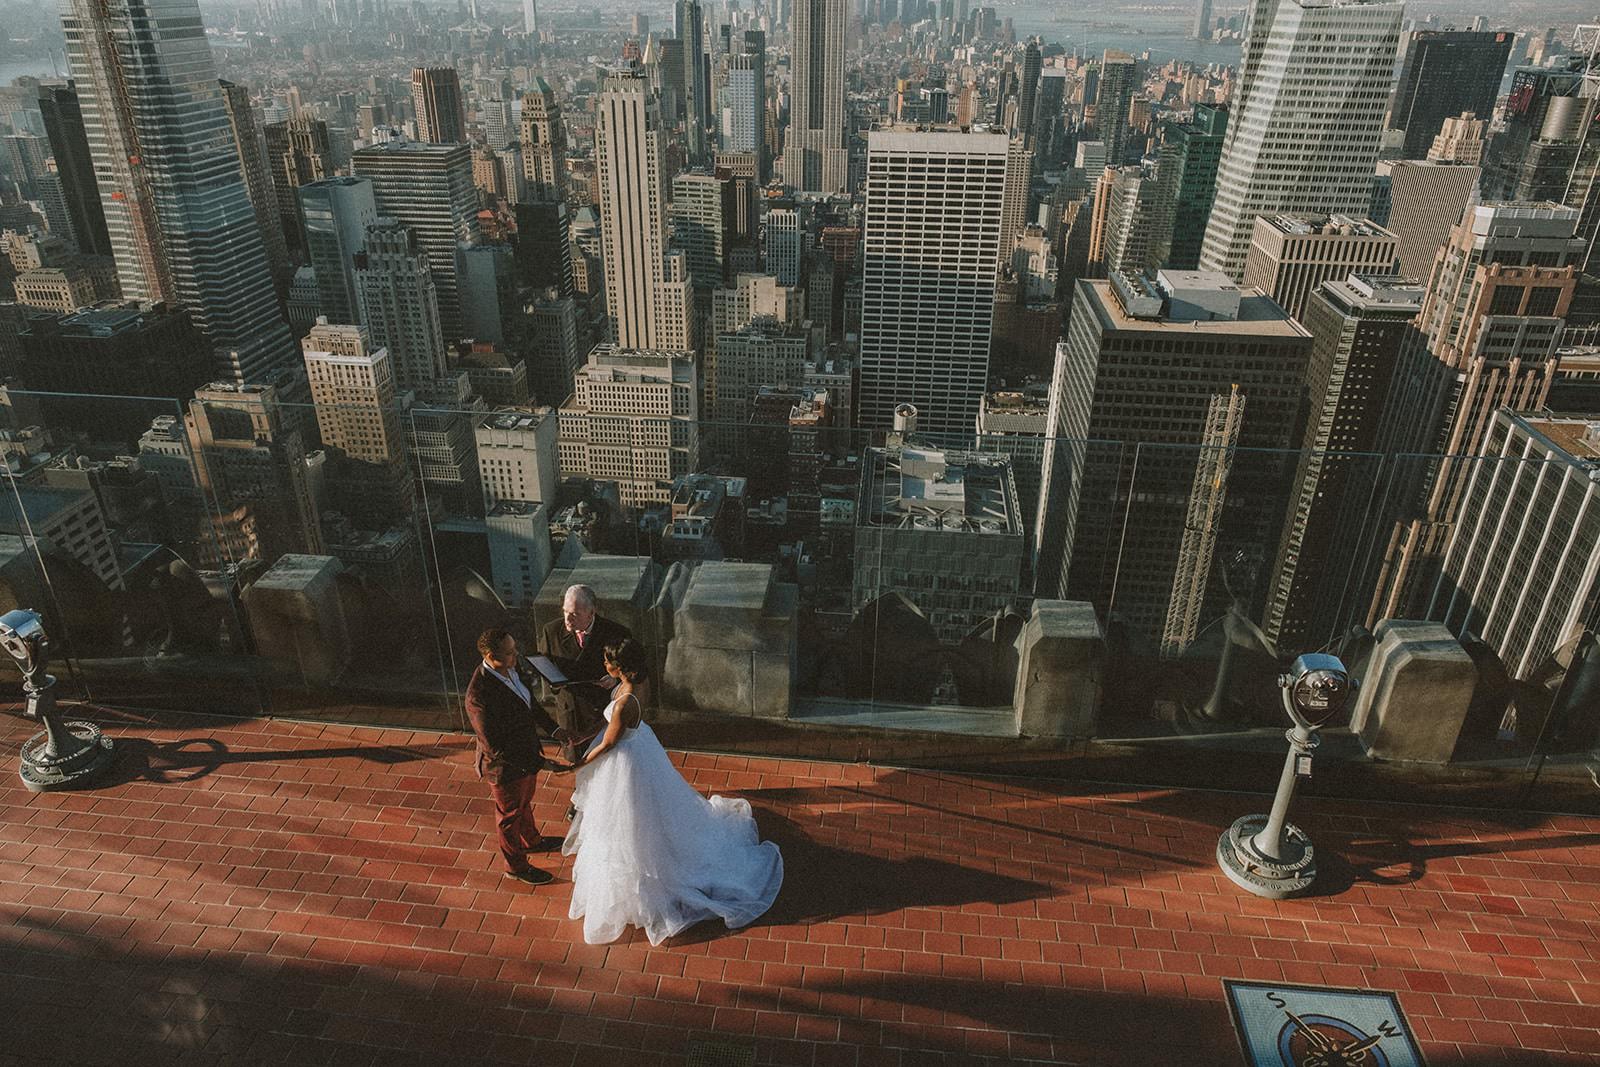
[[564, 583, 597, 608]]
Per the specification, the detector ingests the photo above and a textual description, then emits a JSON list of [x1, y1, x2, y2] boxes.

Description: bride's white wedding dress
[[562, 696, 784, 946]]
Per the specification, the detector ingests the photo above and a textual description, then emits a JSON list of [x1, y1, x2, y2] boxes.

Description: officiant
[[534, 583, 634, 760]]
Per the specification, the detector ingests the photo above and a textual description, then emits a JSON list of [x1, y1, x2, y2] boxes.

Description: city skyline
[[0, 0, 1597, 710]]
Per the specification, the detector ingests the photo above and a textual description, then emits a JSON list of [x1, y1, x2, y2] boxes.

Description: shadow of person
[[751, 807, 1051, 927], [92, 735, 474, 788], [642, 806, 1054, 949]]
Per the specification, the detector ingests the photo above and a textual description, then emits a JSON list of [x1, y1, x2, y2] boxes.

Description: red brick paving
[[2, 708, 1600, 1065]]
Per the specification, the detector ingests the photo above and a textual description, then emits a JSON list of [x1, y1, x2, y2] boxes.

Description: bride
[[560, 638, 784, 946]]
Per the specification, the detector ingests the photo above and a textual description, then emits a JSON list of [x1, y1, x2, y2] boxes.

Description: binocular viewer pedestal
[[18, 672, 115, 792]]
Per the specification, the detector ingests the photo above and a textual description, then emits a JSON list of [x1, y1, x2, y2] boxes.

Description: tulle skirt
[[562, 723, 784, 946]]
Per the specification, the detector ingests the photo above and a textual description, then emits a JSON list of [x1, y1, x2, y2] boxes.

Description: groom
[[465, 627, 570, 885]]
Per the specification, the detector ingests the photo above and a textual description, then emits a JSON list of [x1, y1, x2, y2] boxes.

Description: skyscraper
[[35, 84, 111, 258], [1031, 70, 1068, 166], [765, 207, 802, 286], [186, 381, 323, 564], [786, 0, 848, 193], [1100, 164, 1169, 277], [595, 68, 673, 350], [1153, 103, 1228, 271], [671, 170, 735, 289], [60, 0, 296, 382], [218, 80, 291, 299], [354, 218, 448, 391], [1263, 275, 1423, 649], [722, 35, 766, 176], [1387, 30, 1515, 160], [859, 127, 1009, 437], [520, 78, 568, 203], [410, 67, 468, 145], [1241, 214, 1398, 323], [1095, 50, 1137, 167], [557, 346, 700, 508], [264, 116, 333, 258], [1371, 159, 1479, 282], [1035, 271, 1310, 639], [1199, 0, 1404, 281], [301, 320, 414, 525], [1369, 202, 1583, 624], [351, 138, 480, 339], [1430, 413, 1600, 680], [677, 0, 711, 164], [299, 177, 377, 325], [1192, 0, 1213, 40], [1016, 40, 1042, 140], [523, 0, 539, 34]]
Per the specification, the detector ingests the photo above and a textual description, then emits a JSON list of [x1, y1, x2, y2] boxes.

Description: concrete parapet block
[[662, 562, 798, 719], [1352, 620, 1476, 764], [1013, 600, 1102, 739], [243, 554, 350, 687]]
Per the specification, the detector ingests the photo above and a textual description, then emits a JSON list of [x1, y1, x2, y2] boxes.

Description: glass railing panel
[[0, 390, 255, 715]]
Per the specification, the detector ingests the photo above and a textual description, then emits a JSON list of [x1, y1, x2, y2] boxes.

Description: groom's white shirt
[[482, 658, 532, 708]]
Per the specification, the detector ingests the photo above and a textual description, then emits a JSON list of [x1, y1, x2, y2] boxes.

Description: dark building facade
[[1388, 30, 1515, 160], [1155, 103, 1228, 271], [35, 83, 112, 258], [17, 303, 214, 446]]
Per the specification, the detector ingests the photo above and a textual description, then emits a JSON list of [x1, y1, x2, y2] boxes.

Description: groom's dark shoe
[[504, 866, 554, 886], [526, 835, 564, 853]]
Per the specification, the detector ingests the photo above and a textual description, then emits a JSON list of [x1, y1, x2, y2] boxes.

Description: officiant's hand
[[596, 675, 619, 690]]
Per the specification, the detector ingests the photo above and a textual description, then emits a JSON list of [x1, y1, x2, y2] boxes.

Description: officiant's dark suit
[[536, 585, 633, 748], [465, 628, 563, 880]]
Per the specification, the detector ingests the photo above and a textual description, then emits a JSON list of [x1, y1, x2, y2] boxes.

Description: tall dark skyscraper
[[35, 84, 111, 258], [1016, 39, 1041, 139], [1036, 272, 1310, 644], [1388, 29, 1515, 159], [1154, 103, 1228, 270], [60, 0, 296, 383], [1096, 50, 1137, 166], [410, 67, 468, 144], [676, 0, 711, 164], [1264, 275, 1423, 650]]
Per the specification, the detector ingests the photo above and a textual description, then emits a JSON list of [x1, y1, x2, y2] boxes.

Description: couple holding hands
[[464, 583, 784, 946]]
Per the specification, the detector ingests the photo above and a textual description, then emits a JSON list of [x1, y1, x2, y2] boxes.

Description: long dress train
[[563, 698, 784, 946]]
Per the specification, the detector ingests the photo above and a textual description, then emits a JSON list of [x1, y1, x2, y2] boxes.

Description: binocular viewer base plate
[[19, 721, 116, 792], [1217, 814, 1317, 899]]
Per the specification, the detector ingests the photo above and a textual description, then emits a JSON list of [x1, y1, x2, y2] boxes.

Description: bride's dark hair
[[604, 638, 648, 683]]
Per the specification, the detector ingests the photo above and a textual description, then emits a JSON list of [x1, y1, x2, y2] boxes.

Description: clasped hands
[[544, 727, 579, 774]]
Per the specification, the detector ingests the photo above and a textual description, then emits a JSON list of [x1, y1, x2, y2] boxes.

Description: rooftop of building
[[351, 135, 468, 158], [478, 408, 551, 432], [11, 707, 1598, 1064], [46, 302, 176, 336], [486, 499, 547, 519], [861, 445, 1020, 534], [1098, 273, 1309, 336], [1516, 413, 1600, 468], [1323, 273, 1427, 311], [1258, 214, 1393, 239], [0, 483, 87, 527]]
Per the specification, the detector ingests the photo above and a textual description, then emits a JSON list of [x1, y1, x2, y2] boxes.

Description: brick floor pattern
[[2, 710, 1600, 1065]]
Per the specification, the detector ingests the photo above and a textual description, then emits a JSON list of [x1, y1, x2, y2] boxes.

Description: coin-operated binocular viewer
[[2, 608, 115, 791], [1217, 653, 1355, 898]]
